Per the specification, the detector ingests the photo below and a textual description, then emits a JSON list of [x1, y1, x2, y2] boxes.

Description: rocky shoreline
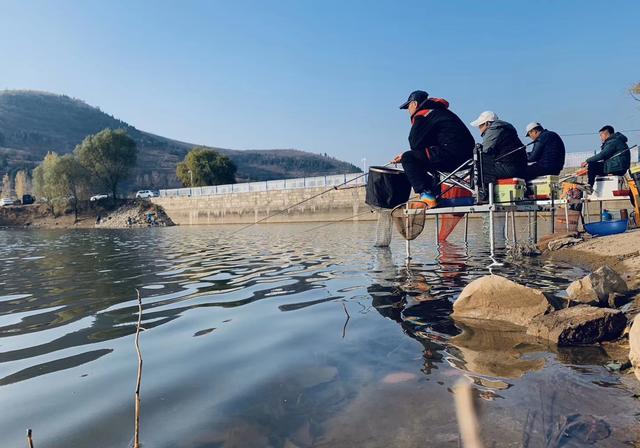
[[453, 228, 640, 383], [0, 200, 174, 229]]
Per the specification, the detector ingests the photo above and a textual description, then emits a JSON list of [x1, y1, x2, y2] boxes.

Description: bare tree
[[1, 173, 11, 197]]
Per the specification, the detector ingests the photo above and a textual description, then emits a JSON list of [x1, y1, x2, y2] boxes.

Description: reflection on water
[[0, 222, 638, 447]]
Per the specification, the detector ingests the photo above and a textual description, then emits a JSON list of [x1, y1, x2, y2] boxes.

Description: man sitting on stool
[[393, 90, 475, 208], [470, 111, 528, 185], [581, 125, 630, 186], [524, 122, 565, 180]]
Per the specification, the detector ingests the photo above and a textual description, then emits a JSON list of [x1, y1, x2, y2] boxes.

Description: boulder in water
[[527, 305, 626, 345], [629, 315, 640, 382], [452, 275, 554, 327], [566, 265, 628, 306]]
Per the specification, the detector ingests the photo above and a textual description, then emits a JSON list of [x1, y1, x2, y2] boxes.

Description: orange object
[[438, 214, 464, 242], [629, 179, 640, 227], [440, 183, 473, 199], [496, 178, 523, 185]]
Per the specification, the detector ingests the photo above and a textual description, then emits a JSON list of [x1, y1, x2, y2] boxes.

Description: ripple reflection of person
[[368, 248, 450, 374]]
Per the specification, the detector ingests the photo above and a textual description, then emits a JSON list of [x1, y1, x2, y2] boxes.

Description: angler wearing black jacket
[[394, 90, 475, 206], [524, 122, 565, 180]]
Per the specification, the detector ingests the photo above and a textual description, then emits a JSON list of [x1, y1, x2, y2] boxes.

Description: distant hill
[[0, 90, 360, 189]]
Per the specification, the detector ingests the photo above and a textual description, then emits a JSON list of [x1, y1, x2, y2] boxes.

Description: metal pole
[[564, 203, 570, 232], [550, 193, 555, 234], [510, 207, 517, 246], [533, 207, 538, 243], [405, 202, 411, 266], [584, 197, 590, 224], [504, 211, 509, 240], [435, 214, 440, 242], [489, 182, 495, 258], [527, 211, 532, 243], [464, 213, 469, 243], [599, 200, 603, 222]]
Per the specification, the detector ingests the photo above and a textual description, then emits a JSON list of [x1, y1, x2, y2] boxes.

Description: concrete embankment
[[152, 185, 376, 225]]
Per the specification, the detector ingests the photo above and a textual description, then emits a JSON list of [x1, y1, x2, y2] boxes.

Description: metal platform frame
[[400, 184, 616, 267]]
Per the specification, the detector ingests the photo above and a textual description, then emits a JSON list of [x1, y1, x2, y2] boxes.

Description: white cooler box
[[588, 176, 626, 201]]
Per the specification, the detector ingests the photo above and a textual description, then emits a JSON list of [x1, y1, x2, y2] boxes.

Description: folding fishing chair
[[428, 144, 488, 204]]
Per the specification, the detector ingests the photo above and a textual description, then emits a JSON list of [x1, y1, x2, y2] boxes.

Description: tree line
[[32, 128, 138, 219], [2, 127, 238, 220]]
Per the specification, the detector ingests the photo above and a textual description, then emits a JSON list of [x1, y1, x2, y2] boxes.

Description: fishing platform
[[367, 161, 640, 266]]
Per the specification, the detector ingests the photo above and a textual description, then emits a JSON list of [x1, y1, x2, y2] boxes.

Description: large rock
[[452, 275, 554, 326], [629, 315, 640, 382], [566, 265, 628, 306], [527, 305, 626, 345]]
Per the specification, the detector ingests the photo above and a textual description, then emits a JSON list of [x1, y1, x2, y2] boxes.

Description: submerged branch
[[133, 289, 143, 448], [341, 302, 351, 339]]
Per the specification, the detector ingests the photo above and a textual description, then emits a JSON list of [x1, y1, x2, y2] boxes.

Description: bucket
[[365, 166, 412, 209]]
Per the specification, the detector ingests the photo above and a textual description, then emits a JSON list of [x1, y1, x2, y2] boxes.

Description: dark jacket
[[408, 98, 475, 169], [586, 132, 630, 174], [481, 120, 527, 179], [527, 129, 565, 175]]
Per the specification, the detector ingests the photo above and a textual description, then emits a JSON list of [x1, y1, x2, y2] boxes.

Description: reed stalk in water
[[454, 379, 483, 448], [133, 289, 143, 448]]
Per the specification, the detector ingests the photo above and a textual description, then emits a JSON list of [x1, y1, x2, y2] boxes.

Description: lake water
[[1, 222, 638, 447]]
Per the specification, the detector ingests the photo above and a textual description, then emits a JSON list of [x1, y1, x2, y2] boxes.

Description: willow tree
[[176, 147, 237, 187], [75, 128, 137, 199], [46, 155, 89, 221], [33, 152, 60, 212]]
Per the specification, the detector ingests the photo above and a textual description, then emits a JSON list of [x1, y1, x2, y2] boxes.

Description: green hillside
[[0, 90, 360, 188]]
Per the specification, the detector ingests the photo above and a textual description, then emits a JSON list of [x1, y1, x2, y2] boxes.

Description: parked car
[[22, 194, 35, 205], [90, 194, 109, 202], [135, 190, 156, 199], [0, 198, 14, 206]]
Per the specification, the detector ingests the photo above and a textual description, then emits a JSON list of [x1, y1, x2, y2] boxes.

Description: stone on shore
[[452, 275, 554, 326], [629, 315, 640, 381], [547, 237, 582, 251], [566, 265, 628, 306], [526, 305, 626, 345]]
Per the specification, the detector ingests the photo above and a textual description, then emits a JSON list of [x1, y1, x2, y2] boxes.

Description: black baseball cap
[[399, 90, 429, 109]]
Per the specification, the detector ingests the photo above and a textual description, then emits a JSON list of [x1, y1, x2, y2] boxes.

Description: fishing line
[[230, 162, 392, 235], [560, 128, 640, 137], [302, 210, 374, 233]]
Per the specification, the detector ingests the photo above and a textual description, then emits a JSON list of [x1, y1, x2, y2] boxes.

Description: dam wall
[[152, 185, 376, 225]]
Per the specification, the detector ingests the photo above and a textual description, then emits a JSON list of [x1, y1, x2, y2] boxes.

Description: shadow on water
[[0, 224, 638, 447]]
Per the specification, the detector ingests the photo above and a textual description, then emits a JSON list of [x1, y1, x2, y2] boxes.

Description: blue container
[[439, 197, 475, 207], [583, 218, 628, 237]]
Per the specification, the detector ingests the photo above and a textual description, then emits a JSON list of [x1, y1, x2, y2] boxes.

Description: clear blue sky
[[1, 0, 639, 167]]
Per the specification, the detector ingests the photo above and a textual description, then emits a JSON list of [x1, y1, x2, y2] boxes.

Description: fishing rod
[[230, 162, 393, 235], [494, 140, 536, 162]]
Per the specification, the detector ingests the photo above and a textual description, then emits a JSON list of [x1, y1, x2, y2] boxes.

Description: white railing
[[159, 172, 366, 198], [159, 146, 639, 198]]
